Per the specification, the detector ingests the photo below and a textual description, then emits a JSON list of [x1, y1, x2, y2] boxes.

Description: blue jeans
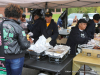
[[5, 57, 24, 75]]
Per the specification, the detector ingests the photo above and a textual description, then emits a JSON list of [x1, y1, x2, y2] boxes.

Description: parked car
[[67, 13, 88, 26], [88, 13, 98, 19]]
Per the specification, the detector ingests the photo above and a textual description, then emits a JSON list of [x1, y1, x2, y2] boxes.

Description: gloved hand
[[31, 38, 34, 41], [25, 23, 28, 26], [28, 32, 33, 36], [46, 42, 53, 49], [46, 37, 52, 43]]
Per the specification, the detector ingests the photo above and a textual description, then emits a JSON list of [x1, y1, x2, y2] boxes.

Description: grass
[[26, 14, 61, 22], [52, 14, 60, 22], [26, 15, 30, 19]]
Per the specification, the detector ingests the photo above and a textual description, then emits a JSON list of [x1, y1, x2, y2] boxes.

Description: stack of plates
[[79, 44, 94, 49]]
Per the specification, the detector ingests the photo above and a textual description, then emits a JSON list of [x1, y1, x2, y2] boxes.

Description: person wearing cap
[[40, 11, 58, 46], [57, 17, 62, 27], [27, 12, 42, 32], [27, 12, 43, 43], [32, 11, 58, 46], [19, 13, 29, 34], [66, 19, 91, 55], [20, 13, 27, 22], [85, 14, 100, 39]]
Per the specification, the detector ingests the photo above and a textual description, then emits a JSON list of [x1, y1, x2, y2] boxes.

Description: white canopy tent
[[0, 0, 100, 8]]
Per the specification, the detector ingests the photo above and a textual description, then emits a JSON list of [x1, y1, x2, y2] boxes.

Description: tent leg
[[84, 64, 85, 75], [42, 2, 48, 19], [65, 8, 68, 29], [45, 2, 48, 12]]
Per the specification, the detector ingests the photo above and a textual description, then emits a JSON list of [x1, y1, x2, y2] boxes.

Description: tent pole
[[43, 2, 48, 19], [65, 8, 68, 29], [45, 2, 48, 12]]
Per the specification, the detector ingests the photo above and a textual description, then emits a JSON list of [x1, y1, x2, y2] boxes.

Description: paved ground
[[22, 68, 39, 75], [22, 68, 51, 75], [22, 68, 54, 75], [22, 66, 98, 75]]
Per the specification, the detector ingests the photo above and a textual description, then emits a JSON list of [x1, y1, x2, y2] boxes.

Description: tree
[[62, 8, 66, 12], [93, 7, 97, 13], [67, 7, 96, 15], [97, 7, 100, 14], [77, 7, 82, 13]]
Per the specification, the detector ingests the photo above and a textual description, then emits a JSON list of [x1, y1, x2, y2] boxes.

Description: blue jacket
[[57, 18, 62, 27], [66, 26, 90, 55], [85, 19, 95, 39]]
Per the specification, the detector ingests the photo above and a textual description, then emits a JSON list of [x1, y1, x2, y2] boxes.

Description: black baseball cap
[[45, 12, 53, 17], [93, 14, 100, 21], [22, 13, 26, 18], [78, 19, 88, 25]]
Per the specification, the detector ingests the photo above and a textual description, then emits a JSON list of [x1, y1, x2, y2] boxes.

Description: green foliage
[[97, 7, 100, 14], [62, 8, 66, 12], [26, 15, 30, 18], [52, 14, 61, 22], [67, 7, 98, 15]]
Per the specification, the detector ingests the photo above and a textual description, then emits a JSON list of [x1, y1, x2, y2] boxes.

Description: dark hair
[[93, 14, 100, 21], [4, 4, 23, 19], [22, 13, 26, 18]]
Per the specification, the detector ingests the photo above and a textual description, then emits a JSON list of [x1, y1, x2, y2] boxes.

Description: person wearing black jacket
[[3, 4, 30, 75], [33, 12, 58, 46], [41, 12, 58, 47], [27, 12, 43, 43], [66, 19, 91, 55], [27, 12, 42, 32], [85, 14, 100, 39]]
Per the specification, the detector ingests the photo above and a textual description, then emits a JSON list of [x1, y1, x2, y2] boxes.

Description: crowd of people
[[67, 14, 100, 55], [0, 3, 100, 75]]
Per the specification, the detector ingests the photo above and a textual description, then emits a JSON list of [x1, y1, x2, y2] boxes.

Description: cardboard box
[[82, 48, 100, 58]]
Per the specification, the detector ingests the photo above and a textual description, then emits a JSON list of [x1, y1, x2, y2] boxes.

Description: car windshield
[[88, 14, 95, 17], [68, 14, 83, 19]]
